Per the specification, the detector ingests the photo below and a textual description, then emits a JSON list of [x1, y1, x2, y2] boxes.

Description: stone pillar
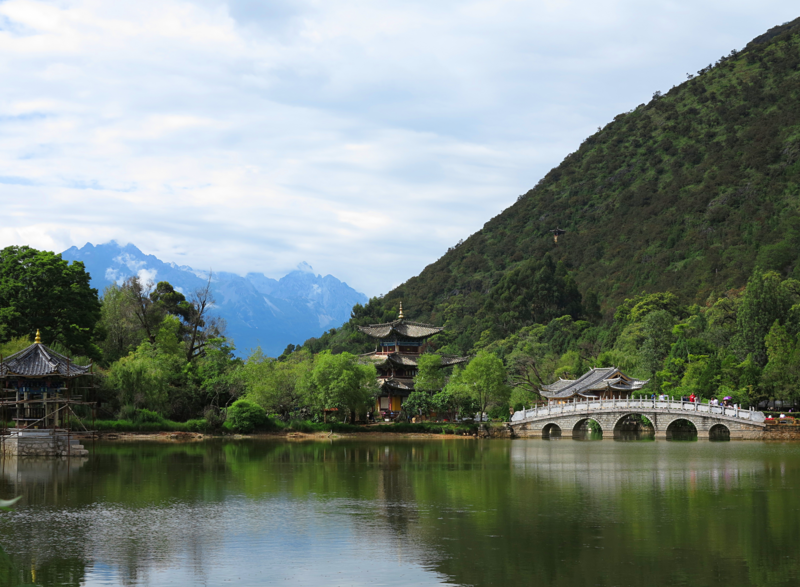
[[654, 429, 667, 440]]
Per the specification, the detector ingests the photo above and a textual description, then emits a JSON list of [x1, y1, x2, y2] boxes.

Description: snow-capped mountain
[[61, 242, 368, 357]]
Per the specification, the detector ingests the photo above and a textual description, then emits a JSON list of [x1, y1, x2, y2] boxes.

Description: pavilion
[[0, 331, 93, 457], [539, 367, 648, 404]]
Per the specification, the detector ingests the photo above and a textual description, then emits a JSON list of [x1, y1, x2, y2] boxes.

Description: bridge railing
[[511, 397, 766, 423]]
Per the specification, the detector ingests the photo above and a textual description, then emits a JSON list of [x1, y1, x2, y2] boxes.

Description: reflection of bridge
[[510, 398, 766, 440]]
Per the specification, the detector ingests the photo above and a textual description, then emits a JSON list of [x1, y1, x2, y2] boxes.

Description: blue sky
[[0, 0, 797, 296]]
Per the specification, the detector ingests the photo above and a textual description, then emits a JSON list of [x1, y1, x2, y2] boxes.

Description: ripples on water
[[0, 440, 797, 587]]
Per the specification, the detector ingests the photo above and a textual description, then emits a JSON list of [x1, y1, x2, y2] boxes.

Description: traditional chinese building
[[0, 331, 93, 456], [357, 303, 468, 416], [540, 367, 648, 404]]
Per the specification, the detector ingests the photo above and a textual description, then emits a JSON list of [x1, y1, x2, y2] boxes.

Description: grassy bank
[[74, 417, 480, 436], [276, 420, 480, 435]]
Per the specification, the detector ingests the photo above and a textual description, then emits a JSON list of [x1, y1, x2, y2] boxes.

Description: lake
[[0, 438, 798, 586]]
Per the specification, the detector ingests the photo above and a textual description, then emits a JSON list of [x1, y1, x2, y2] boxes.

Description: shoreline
[[70, 426, 800, 442], [72, 429, 485, 442]]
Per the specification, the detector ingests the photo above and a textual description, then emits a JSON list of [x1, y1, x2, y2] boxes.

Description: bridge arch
[[542, 423, 562, 439], [666, 418, 698, 441], [572, 417, 603, 440], [612, 413, 655, 438], [709, 423, 731, 441]]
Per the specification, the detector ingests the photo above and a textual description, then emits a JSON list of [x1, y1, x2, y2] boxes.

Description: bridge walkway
[[510, 397, 766, 440]]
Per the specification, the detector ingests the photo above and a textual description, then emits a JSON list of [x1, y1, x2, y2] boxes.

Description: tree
[[226, 399, 268, 433], [639, 310, 677, 375], [407, 354, 446, 420], [414, 354, 445, 393], [761, 321, 800, 404], [125, 276, 163, 345], [459, 351, 509, 418], [193, 338, 246, 413], [734, 270, 793, 366], [439, 366, 480, 420], [0, 245, 101, 357], [104, 275, 224, 364], [150, 281, 192, 322], [105, 343, 174, 414], [184, 274, 223, 362], [244, 348, 313, 420], [402, 391, 433, 420], [97, 283, 146, 364], [306, 351, 377, 422]]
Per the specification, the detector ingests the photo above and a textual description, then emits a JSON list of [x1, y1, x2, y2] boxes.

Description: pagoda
[[0, 330, 94, 457], [357, 303, 468, 416]]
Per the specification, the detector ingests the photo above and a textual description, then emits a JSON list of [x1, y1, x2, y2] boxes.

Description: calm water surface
[[0, 439, 798, 587]]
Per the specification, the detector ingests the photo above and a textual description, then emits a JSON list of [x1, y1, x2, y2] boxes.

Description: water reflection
[[0, 440, 797, 587]]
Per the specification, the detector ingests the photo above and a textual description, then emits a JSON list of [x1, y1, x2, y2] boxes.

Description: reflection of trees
[[0, 440, 798, 587], [0, 544, 85, 587], [406, 442, 800, 587]]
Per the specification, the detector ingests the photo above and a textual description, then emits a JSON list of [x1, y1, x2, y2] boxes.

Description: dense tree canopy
[[0, 245, 100, 357]]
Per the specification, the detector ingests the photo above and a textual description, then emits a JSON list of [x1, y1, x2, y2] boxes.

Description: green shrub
[[203, 407, 225, 431], [86, 419, 177, 432], [135, 409, 164, 424], [226, 400, 268, 433], [117, 405, 137, 421], [185, 419, 207, 433], [286, 420, 314, 433]]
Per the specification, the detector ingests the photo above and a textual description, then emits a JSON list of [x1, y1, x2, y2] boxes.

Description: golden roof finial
[[398, 301, 404, 320], [35, 329, 41, 344]]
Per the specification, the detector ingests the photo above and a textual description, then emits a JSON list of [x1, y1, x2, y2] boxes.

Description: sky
[[0, 0, 798, 297]]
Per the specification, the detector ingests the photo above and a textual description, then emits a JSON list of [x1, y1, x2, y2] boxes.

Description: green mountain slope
[[305, 17, 800, 358]]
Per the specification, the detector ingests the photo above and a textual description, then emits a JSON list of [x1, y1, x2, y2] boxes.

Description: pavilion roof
[[361, 352, 469, 368], [378, 378, 415, 396], [539, 367, 648, 399], [357, 319, 443, 340], [0, 342, 91, 378]]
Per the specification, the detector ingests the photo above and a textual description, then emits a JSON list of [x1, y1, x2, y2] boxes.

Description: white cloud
[[137, 268, 158, 285], [114, 252, 147, 272], [0, 0, 797, 295]]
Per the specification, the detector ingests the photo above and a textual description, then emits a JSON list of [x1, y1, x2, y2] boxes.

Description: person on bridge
[[689, 393, 696, 403]]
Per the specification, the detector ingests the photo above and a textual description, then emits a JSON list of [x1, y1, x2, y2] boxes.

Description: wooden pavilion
[[0, 330, 96, 433]]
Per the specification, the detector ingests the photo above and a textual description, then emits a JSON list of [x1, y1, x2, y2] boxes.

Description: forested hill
[[303, 17, 800, 357]]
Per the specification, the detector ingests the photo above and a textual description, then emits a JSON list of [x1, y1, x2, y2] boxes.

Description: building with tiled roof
[[357, 303, 468, 416], [540, 367, 648, 403], [1, 330, 94, 429]]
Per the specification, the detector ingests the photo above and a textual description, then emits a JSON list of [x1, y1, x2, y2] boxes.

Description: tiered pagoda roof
[[362, 353, 469, 368], [0, 332, 91, 378], [539, 367, 648, 400], [357, 320, 444, 340], [358, 304, 469, 400], [380, 378, 415, 393]]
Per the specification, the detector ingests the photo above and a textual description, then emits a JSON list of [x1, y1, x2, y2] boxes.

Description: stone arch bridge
[[510, 398, 766, 440]]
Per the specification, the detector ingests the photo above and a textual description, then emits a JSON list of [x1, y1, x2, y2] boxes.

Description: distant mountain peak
[[62, 242, 367, 356]]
